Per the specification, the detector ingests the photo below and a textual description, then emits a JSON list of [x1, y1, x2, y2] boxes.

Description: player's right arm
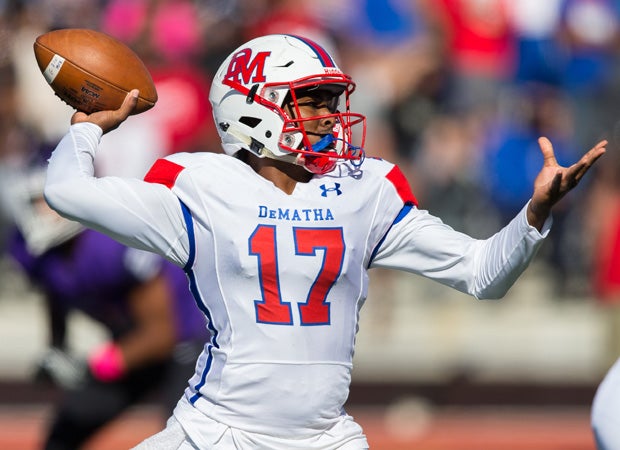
[[44, 119, 190, 268]]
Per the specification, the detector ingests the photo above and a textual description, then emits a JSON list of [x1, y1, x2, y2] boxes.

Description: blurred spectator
[[329, 0, 441, 166], [506, 0, 566, 86], [584, 143, 620, 364], [100, 0, 217, 154], [588, 143, 620, 449], [243, 0, 332, 48], [408, 112, 501, 238], [0, 7, 213, 448], [0, 62, 23, 247], [102, 0, 203, 63], [557, 0, 620, 149], [1, 0, 619, 401], [0, 4, 43, 250], [479, 84, 583, 293], [420, 0, 517, 114], [590, 156, 620, 304], [4, 168, 207, 450], [9, 0, 103, 146], [480, 85, 577, 223], [148, 64, 216, 154], [558, 0, 620, 95]]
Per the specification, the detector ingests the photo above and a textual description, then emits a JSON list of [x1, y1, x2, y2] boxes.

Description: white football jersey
[[45, 123, 550, 443], [142, 151, 414, 436]]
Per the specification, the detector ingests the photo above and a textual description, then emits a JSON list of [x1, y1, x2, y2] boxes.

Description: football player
[[44, 34, 605, 449], [6, 169, 206, 450], [592, 356, 620, 449]]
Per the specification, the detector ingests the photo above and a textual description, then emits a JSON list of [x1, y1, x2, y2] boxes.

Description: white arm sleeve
[[44, 122, 190, 267], [370, 202, 551, 299]]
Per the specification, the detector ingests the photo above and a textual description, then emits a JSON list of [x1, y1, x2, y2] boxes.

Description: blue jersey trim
[[188, 267, 218, 405], [368, 203, 413, 268], [178, 200, 219, 404], [180, 200, 195, 271], [394, 203, 413, 225]]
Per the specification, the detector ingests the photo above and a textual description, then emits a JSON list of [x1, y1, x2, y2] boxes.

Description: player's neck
[[246, 153, 312, 195]]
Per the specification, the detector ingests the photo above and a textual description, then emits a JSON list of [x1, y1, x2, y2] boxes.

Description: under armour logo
[[320, 183, 342, 197], [224, 48, 271, 85]]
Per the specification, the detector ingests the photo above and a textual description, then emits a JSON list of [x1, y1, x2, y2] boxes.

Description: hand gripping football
[[33, 28, 158, 114]]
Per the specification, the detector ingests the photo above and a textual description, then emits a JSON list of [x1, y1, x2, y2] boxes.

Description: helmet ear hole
[[239, 116, 262, 128]]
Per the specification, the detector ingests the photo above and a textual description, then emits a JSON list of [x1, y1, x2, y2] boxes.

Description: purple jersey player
[[7, 172, 207, 450]]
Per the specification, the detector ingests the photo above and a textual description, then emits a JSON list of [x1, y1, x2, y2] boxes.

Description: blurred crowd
[[3, 1, 620, 445], [1, 0, 620, 301]]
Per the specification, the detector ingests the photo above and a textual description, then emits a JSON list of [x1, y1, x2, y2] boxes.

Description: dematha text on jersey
[[258, 206, 335, 221]]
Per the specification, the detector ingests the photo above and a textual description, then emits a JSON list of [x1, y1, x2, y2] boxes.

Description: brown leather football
[[33, 28, 158, 114]]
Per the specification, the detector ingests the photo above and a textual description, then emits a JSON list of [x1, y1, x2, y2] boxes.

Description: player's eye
[[297, 98, 338, 113], [325, 97, 339, 113], [308, 101, 325, 110]]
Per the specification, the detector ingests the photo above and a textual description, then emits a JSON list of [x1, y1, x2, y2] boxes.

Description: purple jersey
[[9, 228, 206, 342]]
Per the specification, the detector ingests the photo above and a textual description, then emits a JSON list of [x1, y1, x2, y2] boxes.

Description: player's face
[[287, 89, 340, 148]]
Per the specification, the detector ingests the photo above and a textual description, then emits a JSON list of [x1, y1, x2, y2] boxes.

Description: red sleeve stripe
[[144, 159, 184, 189], [386, 165, 418, 206]]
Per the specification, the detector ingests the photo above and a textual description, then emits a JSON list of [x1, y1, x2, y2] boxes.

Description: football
[[33, 28, 158, 114]]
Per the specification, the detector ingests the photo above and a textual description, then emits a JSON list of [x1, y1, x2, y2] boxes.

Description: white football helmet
[[209, 34, 366, 174]]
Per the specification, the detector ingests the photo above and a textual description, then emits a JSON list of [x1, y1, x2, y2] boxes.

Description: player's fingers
[[117, 89, 139, 118], [550, 170, 562, 195], [568, 140, 607, 182], [594, 139, 608, 151], [538, 136, 558, 167], [585, 140, 608, 165], [71, 111, 88, 124], [574, 140, 606, 169]]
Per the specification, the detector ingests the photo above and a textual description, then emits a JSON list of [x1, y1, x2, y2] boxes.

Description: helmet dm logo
[[224, 49, 271, 85]]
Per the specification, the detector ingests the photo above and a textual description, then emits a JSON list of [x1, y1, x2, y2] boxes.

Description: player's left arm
[[368, 159, 548, 300], [371, 203, 548, 299], [370, 138, 606, 299]]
